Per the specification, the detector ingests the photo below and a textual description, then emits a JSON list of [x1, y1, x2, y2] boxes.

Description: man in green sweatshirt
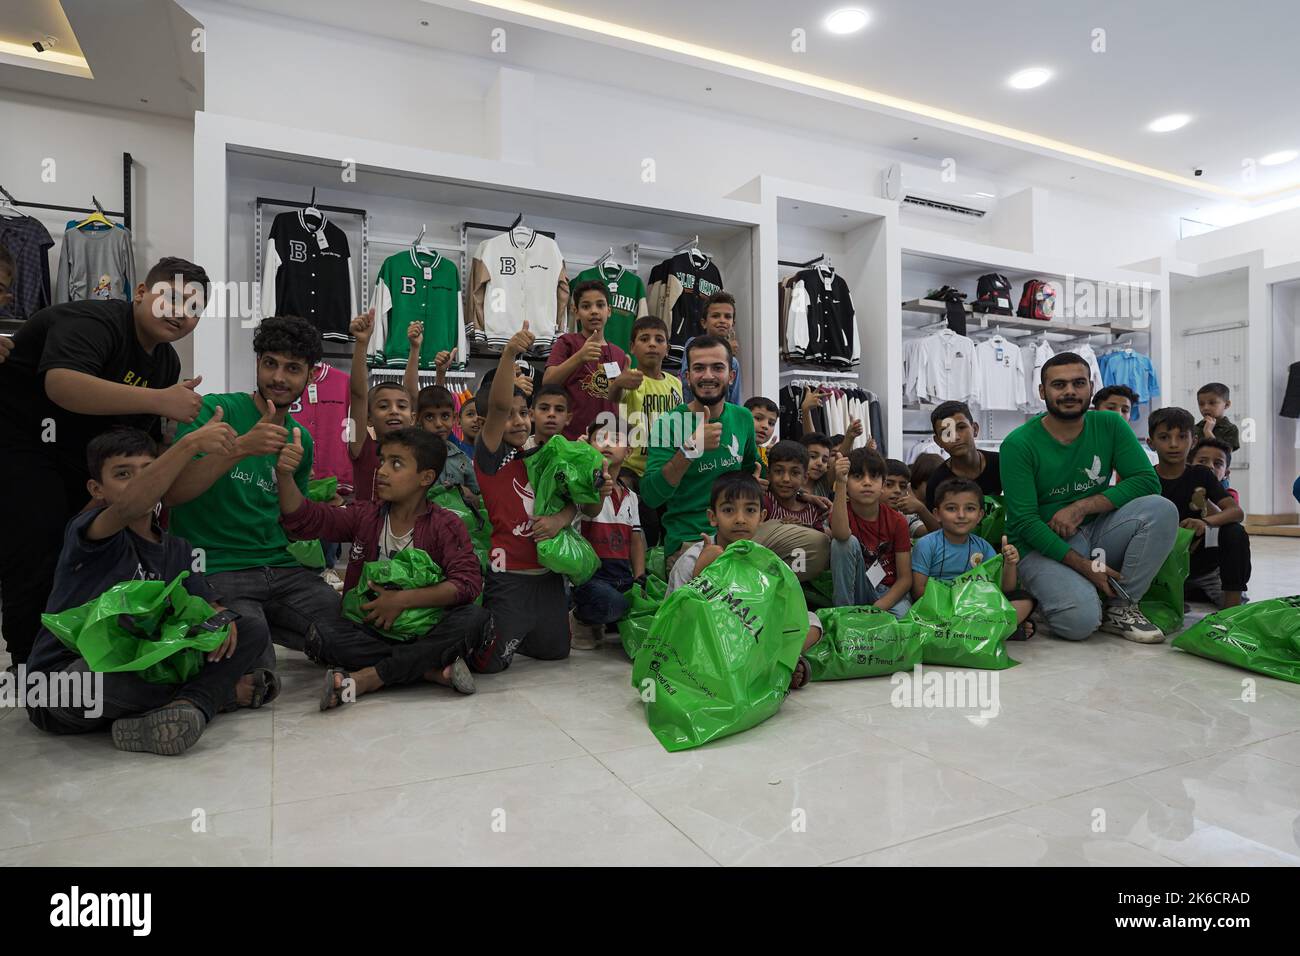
[[641, 336, 828, 580], [1002, 352, 1177, 643]]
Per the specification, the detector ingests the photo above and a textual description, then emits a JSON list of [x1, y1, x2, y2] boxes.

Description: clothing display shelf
[[779, 367, 860, 381], [902, 298, 1116, 338], [0, 152, 134, 334], [254, 192, 370, 318]]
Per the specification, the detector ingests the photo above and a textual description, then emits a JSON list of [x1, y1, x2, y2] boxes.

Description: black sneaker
[[111, 701, 207, 756]]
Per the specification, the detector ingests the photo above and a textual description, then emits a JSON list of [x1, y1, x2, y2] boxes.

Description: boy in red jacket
[[278, 425, 491, 709]]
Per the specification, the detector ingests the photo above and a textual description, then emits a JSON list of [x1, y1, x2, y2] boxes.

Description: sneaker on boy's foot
[[569, 610, 601, 651], [1100, 604, 1165, 644], [111, 701, 207, 756]]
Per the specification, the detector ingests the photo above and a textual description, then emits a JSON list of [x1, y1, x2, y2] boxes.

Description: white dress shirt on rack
[[915, 328, 979, 405], [1073, 343, 1105, 394], [974, 335, 1027, 411], [902, 337, 924, 405], [1019, 340, 1053, 413]]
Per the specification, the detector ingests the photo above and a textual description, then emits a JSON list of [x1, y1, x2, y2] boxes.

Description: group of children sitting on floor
[[22, 271, 1253, 753]]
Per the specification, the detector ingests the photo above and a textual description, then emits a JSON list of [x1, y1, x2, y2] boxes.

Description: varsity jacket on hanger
[[786, 266, 858, 368], [262, 211, 357, 341], [568, 263, 648, 354], [370, 249, 467, 369], [646, 251, 723, 368], [468, 228, 569, 356]]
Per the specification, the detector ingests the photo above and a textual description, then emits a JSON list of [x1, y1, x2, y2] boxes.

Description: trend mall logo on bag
[[50, 886, 151, 936], [890, 663, 1000, 722]]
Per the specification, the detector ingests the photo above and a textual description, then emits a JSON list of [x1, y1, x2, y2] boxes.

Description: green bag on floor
[[974, 495, 1006, 547], [646, 545, 667, 584], [428, 484, 493, 569], [806, 606, 924, 680], [40, 573, 231, 685], [342, 548, 445, 641], [803, 569, 836, 611], [1172, 596, 1300, 683], [1140, 527, 1195, 635], [630, 541, 808, 752], [524, 436, 605, 583], [617, 576, 667, 659], [906, 555, 1018, 669], [286, 476, 342, 569]]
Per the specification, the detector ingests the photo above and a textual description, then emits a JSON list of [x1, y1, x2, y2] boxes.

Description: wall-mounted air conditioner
[[881, 162, 997, 220]]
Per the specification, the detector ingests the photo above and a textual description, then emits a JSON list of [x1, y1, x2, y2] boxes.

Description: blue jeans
[[1016, 494, 1178, 641], [572, 559, 634, 627], [829, 536, 912, 619]]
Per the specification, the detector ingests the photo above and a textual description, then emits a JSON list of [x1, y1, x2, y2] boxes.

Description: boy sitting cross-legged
[[26, 424, 275, 755], [667, 472, 824, 687], [829, 448, 913, 618], [278, 425, 491, 708], [569, 418, 646, 650], [885, 457, 937, 538], [911, 477, 1037, 640], [762, 439, 830, 529]]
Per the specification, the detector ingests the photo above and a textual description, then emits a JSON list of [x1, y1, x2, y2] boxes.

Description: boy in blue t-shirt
[[910, 477, 1036, 640]]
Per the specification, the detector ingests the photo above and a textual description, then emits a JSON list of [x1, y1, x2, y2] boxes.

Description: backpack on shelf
[[973, 273, 1013, 315], [1016, 279, 1056, 321]]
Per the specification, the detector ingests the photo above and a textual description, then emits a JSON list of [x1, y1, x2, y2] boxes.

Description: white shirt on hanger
[[917, 329, 979, 405], [974, 335, 1027, 411], [906, 437, 949, 465], [1073, 343, 1105, 394], [1020, 340, 1053, 413]]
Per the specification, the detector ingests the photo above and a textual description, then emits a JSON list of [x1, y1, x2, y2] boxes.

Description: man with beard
[[0, 257, 208, 666], [165, 315, 362, 669], [1002, 352, 1176, 643], [642, 335, 829, 579]]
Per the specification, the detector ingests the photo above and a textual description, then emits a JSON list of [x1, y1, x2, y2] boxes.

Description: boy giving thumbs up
[[544, 279, 632, 440]]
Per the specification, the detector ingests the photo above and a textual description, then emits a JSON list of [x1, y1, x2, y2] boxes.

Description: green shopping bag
[[428, 484, 493, 569], [646, 545, 667, 584], [806, 606, 924, 680], [285, 476, 342, 569], [617, 576, 667, 659], [523, 436, 605, 584], [906, 554, 1018, 669], [974, 495, 1006, 546], [40, 573, 231, 685], [630, 541, 808, 752], [1172, 596, 1300, 683], [803, 569, 836, 611], [1139, 527, 1194, 635], [342, 548, 445, 641]]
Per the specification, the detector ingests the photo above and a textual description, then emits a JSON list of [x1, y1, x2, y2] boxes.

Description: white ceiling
[[0, 0, 202, 118]]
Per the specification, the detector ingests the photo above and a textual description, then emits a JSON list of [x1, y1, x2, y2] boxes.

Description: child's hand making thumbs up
[[277, 426, 305, 475]]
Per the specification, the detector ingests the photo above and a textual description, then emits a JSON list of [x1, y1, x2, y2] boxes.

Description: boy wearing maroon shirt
[[543, 280, 640, 440]]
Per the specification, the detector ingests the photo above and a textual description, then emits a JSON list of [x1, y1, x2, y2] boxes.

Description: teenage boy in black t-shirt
[[1148, 406, 1250, 608], [0, 257, 209, 667], [925, 400, 1002, 515]]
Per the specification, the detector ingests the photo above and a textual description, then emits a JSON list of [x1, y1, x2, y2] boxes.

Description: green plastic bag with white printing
[[630, 541, 808, 752], [906, 554, 1018, 669], [524, 436, 605, 584], [806, 606, 924, 680], [428, 484, 493, 570], [40, 573, 230, 685], [1139, 527, 1195, 635], [646, 545, 667, 584], [342, 548, 445, 641], [1172, 596, 1300, 683], [974, 495, 1006, 548], [617, 576, 667, 659]]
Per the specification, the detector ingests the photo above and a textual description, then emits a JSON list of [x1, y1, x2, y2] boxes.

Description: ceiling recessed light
[[1260, 149, 1298, 166], [824, 8, 870, 35], [1007, 68, 1051, 90], [1148, 113, 1191, 133]]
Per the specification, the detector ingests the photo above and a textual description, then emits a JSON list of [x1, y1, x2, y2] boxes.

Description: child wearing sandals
[[910, 477, 1036, 640], [277, 425, 493, 709]]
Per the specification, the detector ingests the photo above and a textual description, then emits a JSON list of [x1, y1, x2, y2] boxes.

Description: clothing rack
[[368, 367, 478, 384], [778, 254, 827, 269], [460, 219, 557, 240], [779, 367, 860, 382], [254, 195, 371, 313], [0, 152, 135, 231]]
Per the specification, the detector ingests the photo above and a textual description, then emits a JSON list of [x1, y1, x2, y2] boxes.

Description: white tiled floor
[[3, 538, 1300, 866]]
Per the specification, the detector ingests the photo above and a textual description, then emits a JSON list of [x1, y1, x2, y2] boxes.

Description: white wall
[[0, 89, 197, 371], [1178, 207, 1300, 267]]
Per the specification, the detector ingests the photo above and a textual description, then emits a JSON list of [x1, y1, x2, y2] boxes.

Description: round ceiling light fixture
[[1147, 113, 1191, 133], [1260, 149, 1298, 166], [824, 8, 870, 35], [1007, 67, 1051, 90]]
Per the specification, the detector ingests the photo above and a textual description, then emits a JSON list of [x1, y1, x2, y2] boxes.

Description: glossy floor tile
[[2, 537, 1299, 865]]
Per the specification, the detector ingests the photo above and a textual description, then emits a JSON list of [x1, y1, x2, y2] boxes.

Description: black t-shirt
[[0, 299, 179, 476], [26, 506, 218, 675], [925, 450, 1003, 511], [1158, 464, 1231, 521]]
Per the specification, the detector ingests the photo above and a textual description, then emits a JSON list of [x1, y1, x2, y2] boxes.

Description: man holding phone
[[1000, 352, 1177, 643]]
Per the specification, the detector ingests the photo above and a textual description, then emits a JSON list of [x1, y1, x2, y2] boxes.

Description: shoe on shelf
[[1100, 603, 1165, 644], [569, 610, 601, 650]]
